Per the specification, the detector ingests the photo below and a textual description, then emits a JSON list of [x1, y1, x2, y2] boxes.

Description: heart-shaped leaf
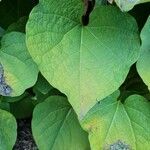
[[81, 91, 150, 150], [0, 109, 17, 150], [26, 0, 140, 118], [137, 16, 150, 90], [32, 96, 90, 150], [0, 32, 38, 96]]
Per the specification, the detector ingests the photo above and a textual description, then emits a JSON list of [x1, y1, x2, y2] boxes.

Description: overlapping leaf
[[33, 73, 53, 95], [114, 0, 150, 11], [6, 17, 28, 33], [32, 96, 90, 150], [26, 0, 140, 118], [0, 109, 17, 150], [137, 16, 150, 90], [0, 32, 38, 96], [81, 91, 150, 150]]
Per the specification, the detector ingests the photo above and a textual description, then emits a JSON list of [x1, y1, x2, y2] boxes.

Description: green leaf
[[0, 109, 17, 150], [114, 0, 150, 11], [0, 32, 38, 96], [32, 96, 90, 150], [6, 16, 28, 33], [81, 91, 150, 150], [96, 0, 107, 5], [2, 92, 28, 103], [26, 2, 140, 118], [137, 16, 150, 90], [9, 96, 35, 119], [0, 26, 4, 38], [33, 73, 53, 95], [0, 97, 10, 111]]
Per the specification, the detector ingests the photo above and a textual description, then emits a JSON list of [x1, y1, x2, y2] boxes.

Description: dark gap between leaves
[[13, 118, 38, 150], [82, 0, 95, 26], [118, 64, 150, 102]]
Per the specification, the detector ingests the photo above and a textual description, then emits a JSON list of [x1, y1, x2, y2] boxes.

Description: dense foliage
[[0, 0, 150, 149]]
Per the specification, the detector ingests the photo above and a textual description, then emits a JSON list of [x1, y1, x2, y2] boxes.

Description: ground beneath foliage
[[13, 119, 38, 150]]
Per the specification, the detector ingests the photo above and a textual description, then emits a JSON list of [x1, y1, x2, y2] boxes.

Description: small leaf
[[0, 109, 17, 150], [137, 16, 150, 90], [0, 32, 38, 96], [0, 26, 5, 38], [96, 0, 107, 5], [32, 96, 90, 150], [0, 97, 10, 111], [6, 17, 28, 33], [33, 73, 53, 95], [114, 0, 150, 11], [81, 91, 150, 150], [26, 1, 140, 118]]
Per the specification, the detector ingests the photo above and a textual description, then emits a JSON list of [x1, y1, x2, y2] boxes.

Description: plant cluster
[[0, 0, 150, 149]]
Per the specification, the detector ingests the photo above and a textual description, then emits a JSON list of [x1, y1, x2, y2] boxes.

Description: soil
[[13, 119, 38, 150]]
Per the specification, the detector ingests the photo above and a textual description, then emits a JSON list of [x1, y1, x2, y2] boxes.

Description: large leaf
[[81, 91, 150, 150], [0, 32, 38, 96], [32, 96, 90, 150], [114, 0, 150, 11], [137, 16, 150, 90], [26, 1, 140, 118], [0, 109, 17, 150]]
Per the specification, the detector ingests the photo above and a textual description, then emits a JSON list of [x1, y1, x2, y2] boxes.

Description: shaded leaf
[[2, 92, 28, 103], [33, 73, 53, 95], [0, 26, 4, 38], [6, 16, 28, 33], [0, 97, 10, 111], [9, 96, 35, 119]]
